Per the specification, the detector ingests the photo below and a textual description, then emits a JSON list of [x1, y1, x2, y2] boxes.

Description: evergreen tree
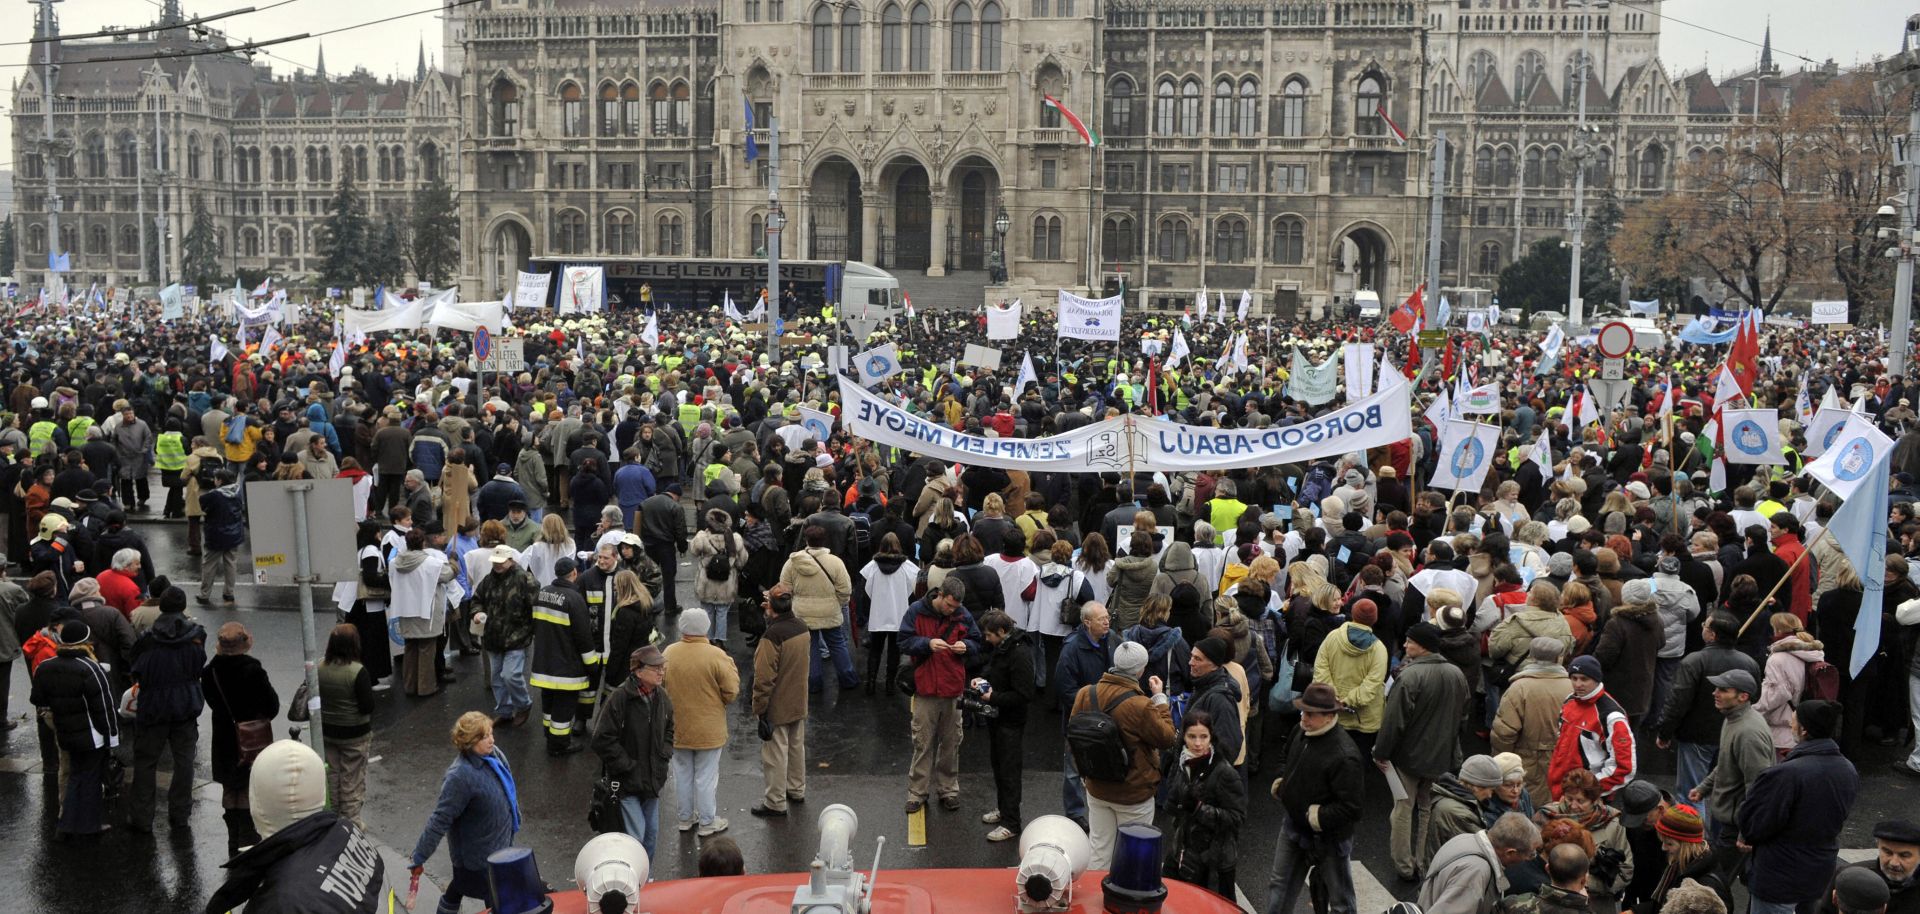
[[0, 219, 15, 276], [318, 171, 370, 289], [180, 202, 222, 292], [409, 177, 459, 287], [370, 210, 409, 288]]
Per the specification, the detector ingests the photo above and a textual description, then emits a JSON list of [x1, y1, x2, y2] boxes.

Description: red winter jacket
[[1548, 685, 1636, 799], [1771, 533, 1811, 623]]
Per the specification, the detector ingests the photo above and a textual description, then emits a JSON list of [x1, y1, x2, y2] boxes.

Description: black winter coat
[[982, 628, 1038, 726], [1187, 669, 1245, 764], [203, 811, 392, 914], [1159, 748, 1248, 878], [30, 648, 120, 751], [1274, 721, 1365, 842], [1738, 738, 1860, 905], [130, 612, 207, 725], [1593, 602, 1660, 717], [203, 653, 279, 787], [590, 675, 674, 799]]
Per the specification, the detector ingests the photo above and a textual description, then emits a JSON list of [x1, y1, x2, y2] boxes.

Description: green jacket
[[1426, 774, 1486, 867], [1695, 703, 1776, 836], [477, 566, 540, 652]]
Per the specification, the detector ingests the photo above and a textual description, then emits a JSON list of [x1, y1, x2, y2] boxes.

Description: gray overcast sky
[[0, 0, 1907, 173]]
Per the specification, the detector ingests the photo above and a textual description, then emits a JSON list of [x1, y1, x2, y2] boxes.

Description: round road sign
[[474, 325, 492, 362], [1595, 321, 1634, 359]]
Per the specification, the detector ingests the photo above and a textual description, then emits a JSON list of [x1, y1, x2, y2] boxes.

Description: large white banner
[[836, 375, 1412, 472], [343, 296, 427, 335], [986, 300, 1023, 340], [1809, 300, 1849, 325], [1430, 419, 1501, 492], [1288, 349, 1340, 406], [427, 297, 506, 334], [1057, 290, 1123, 342], [1721, 408, 1788, 466], [513, 271, 551, 309], [557, 266, 604, 313], [1342, 343, 1375, 399]]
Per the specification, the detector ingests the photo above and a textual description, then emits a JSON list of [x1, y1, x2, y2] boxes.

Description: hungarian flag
[[1726, 309, 1760, 395], [1388, 284, 1425, 334], [1043, 95, 1100, 148], [1376, 103, 1408, 145]]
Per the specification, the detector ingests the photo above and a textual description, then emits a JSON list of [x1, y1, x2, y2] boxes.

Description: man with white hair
[[662, 608, 739, 838], [97, 547, 145, 616], [1069, 637, 1175, 869]]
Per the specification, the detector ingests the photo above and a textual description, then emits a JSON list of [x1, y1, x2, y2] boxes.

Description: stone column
[[861, 184, 881, 265], [928, 187, 948, 276]]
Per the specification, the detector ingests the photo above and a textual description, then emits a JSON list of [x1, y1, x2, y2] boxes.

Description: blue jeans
[[1676, 740, 1718, 831], [672, 747, 721, 825], [809, 621, 859, 691], [1061, 745, 1087, 820], [1748, 898, 1802, 914], [1265, 818, 1356, 914], [489, 648, 531, 718], [619, 794, 660, 863], [703, 601, 730, 643]]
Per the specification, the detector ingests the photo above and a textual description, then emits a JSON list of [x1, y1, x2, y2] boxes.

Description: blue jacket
[[475, 476, 527, 522], [1053, 625, 1119, 710], [1737, 738, 1860, 904], [200, 482, 247, 551], [129, 613, 207, 725], [410, 428, 451, 483], [614, 463, 657, 507], [305, 404, 340, 454], [412, 750, 519, 871]]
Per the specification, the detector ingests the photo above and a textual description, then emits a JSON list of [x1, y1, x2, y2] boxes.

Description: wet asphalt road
[[4, 517, 1917, 913]]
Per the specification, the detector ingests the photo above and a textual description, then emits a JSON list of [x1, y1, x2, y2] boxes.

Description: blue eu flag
[[743, 96, 759, 163]]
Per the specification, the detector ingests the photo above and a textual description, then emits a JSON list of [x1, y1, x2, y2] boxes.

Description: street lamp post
[[1566, 0, 1606, 328], [1878, 17, 1920, 376], [991, 206, 1010, 285]]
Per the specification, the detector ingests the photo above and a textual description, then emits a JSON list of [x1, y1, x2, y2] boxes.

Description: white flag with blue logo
[[797, 406, 836, 443], [1016, 351, 1038, 395], [1056, 290, 1123, 342], [1719, 408, 1785, 466], [1166, 329, 1191, 370], [1430, 419, 1500, 493], [854, 342, 903, 387], [1804, 412, 1895, 674]]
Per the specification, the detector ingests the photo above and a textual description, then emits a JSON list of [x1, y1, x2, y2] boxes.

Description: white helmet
[[30, 397, 48, 410]]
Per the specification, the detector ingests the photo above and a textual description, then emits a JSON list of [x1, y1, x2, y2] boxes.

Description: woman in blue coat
[[410, 712, 525, 914]]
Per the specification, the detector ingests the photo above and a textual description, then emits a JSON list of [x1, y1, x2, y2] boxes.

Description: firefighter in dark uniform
[[530, 555, 600, 756]]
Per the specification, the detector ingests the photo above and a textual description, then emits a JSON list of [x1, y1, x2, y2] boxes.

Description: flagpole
[[1735, 527, 1828, 638]]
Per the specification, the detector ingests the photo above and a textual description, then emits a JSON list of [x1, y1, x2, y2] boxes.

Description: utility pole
[[37, 0, 63, 286], [765, 115, 782, 365], [1881, 16, 1920, 376], [1567, 0, 1598, 328], [1426, 131, 1447, 307], [155, 95, 170, 288]]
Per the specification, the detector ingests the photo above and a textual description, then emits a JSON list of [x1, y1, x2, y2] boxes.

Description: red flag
[[1146, 357, 1161, 415], [1441, 338, 1457, 382], [1388, 284, 1425, 334], [1727, 311, 1759, 396]]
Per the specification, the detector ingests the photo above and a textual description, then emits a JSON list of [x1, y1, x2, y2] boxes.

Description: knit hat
[[1459, 754, 1504, 788], [1493, 752, 1526, 783], [1435, 601, 1470, 632], [1656, 804, 1706, 844], [1568, 655, 1604, 681], [679, 608, 712, 638], [1797, 699, 1843, 741], [1833, 867, 1891, 914], [1405, 622, 1445, 653], [1114, 641, 1150, 678], [159, 587, 186, 614], [1350, 598, 1378, 626], [1566, 515, 1592, 535], [56, 620, 91, 647], [1194, 637, 1232, 668], [1620, 578, 1656, 606], [1547, 552, 1574, 578], [1529, 636, 1565, 663]]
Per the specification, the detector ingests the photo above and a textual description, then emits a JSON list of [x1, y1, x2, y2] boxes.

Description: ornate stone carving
[[813, 98, 826, 116], [951, 97, 965, 115], [843, 100, 856, 115], [912, 98, 925, 116], [883, 97, 895, 116], [984, 97, 997, 115]]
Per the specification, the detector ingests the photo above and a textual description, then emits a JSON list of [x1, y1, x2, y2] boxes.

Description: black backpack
[[703, 534, 735, 582], [1066, 685, 1139, 783]]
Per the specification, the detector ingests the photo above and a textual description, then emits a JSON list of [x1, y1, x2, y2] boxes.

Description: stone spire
[[416, 36, 427, 82], [161, 0, 184, 26], [1759, 20, 1774, 74], [315, 41, 327, 79]]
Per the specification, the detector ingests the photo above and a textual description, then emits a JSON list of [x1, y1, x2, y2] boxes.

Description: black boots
[[224, 809, 261, 857]]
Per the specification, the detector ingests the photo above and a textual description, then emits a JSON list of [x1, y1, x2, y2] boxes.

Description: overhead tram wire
[[0, 0, 485, 70]]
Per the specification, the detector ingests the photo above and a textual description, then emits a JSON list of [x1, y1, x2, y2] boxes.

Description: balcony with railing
[[876, 73, 935, 90], [805, 74, 865, 91], [945, 72, 1007, 90]]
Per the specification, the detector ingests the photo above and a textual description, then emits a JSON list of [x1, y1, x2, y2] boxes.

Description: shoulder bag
[[213, 667, 275, 766]]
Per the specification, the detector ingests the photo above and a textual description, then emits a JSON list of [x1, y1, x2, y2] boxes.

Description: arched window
[[883, 4, 905, 71], [554, 210, 588, 255], [276, 228, 296, 257], [1475, 145, 1494, 186], [378, 147, 392, 182], [1212, 78, 1235, 136], [1270, 216, 1305, 264], [1514, 50, 1545, 97], [1178, 79, 1201, 135], [1494, 147, 1514, 187], [604, 211, 635, 254], [1237, 78, 1259, 137], [1155, 78, 1177, 135], [491, 79, 519, 137], [1564, 51, 1593, 103], [749, 213, 765, 252], [306, 146, 319, 182], [354, 146, 368, 182], [213, 139, 226, 181], [672, 82, 690, 135], [83, 134, 107, 178], [812, 6, 835, 71], [1354, 72, 1384, 135], [651, 82, 671, 134], [978, 1, 1001, 70], [118, 224, 138, 254], [599, 82, 620, 136], [88, 224, 108, 254], [1638, 144, 1665, 190], [391, 145, 407, 181], [909, 3, 931, 71], [26, 224, 44, 254], [241, 227, 260, 258], [420, 142, 442, 182], [118, 131, 139, 177], [1030, 214, 1062, 260], [840, 5, 861, 72], [1543, 146, 1562, 188], [949, 2, 973, 71], [187, 134, 203, 179], [1037, 66, 1065, 127], [1102, 215, 1135, 262], [560, 82, 586, 137], [1279, 78, 1307, 137], [656, 213, 685, 255], [1212, 216, 1248, 264], [621, 83, 641, 135], [1467, 50, 1497, 97], [1477, 241, 1502, 274], [1157, 217, 1190, 261], [1524, 147, 1542, 187], [1107, 77, 1134, 136]]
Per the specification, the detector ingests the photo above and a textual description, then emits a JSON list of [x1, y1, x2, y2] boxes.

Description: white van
[[1354, 290, 1382, 319]]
